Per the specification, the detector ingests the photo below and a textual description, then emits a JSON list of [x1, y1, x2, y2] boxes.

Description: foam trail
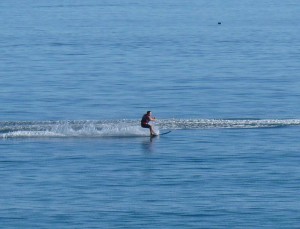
[[157, 119, 300, 129], [0, 120, 150, 138], [1, 119, 300, 138]]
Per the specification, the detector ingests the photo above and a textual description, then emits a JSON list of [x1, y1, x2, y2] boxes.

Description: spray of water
[[1, 119, 299, 138]]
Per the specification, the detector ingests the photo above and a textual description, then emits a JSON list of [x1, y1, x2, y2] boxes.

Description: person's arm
[[150, 116, 156, 121]]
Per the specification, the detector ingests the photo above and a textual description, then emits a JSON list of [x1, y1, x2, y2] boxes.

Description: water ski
[[151, 131, 172, 137]]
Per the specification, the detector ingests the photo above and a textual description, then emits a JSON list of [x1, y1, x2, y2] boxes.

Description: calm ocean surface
[[1, 0, 300, 228]]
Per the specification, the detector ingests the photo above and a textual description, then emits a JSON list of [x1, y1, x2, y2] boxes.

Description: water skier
[[141, 111, 156, 136]]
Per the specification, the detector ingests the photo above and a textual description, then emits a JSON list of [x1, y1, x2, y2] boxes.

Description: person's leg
[[142, 124, 154, 135], [149, 125, 155, 135]]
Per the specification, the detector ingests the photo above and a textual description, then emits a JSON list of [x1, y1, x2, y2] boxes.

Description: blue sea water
[[1, 0, 300, 228]]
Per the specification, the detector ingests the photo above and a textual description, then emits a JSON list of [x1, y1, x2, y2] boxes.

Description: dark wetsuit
[[141, 114, 151, 128]]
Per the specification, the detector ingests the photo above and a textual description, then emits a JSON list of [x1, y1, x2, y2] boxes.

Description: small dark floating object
[[218, 22, 221, 25]]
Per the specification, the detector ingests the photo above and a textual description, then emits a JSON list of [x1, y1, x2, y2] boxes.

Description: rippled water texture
[[1, 0, 300, 228]]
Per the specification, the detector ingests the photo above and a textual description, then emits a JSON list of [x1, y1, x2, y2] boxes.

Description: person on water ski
[[141, 111, 156, 135]]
